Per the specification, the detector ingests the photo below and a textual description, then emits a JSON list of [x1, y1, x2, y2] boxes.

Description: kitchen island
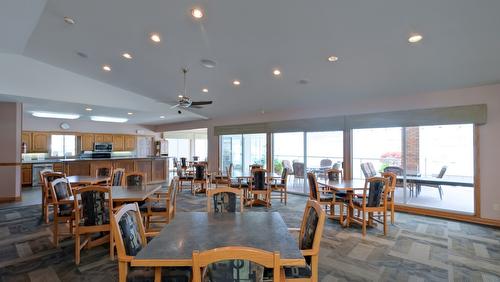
[[22, 156, 170, 186]]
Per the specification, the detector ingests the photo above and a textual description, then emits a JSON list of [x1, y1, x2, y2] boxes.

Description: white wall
[[156, 83, 500, 221]]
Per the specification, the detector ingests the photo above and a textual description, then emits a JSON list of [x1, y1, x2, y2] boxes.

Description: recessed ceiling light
[[328, 56, 339, 62], [102, 65, 111, 72], [178, 95, 183, 98], [273, 69, 281, 76], [90, 116, 128, 123], [202, 88, 208, 93], [191, 8, 204, 19], [63, 16, 75, 25], [233, 80, 241, 86], [160, 116, 165, 119], [122, 52, 132, 59], [85, 108, 93, 111], [408, 34, 423, 43], [32, 112, 80, 120], [127, 112, 134, 115], [150, 33, 161, 43]]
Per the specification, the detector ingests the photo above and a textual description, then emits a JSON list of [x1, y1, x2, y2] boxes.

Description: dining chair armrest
[[145, 231, 159, 237], [121, 255, 134, 262], [57, 199, 74, 205], [301, 249, 316, 256]]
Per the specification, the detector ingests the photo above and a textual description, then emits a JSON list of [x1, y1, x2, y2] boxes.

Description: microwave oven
[[94, 142, 113, 152]]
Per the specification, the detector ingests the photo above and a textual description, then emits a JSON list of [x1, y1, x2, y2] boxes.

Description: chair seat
[[229, 179, 248, 188], [127, 267, 191, 282], [140, 202, 168, 212], [58, 204, 74, 216], [282, 265, 312, 279]]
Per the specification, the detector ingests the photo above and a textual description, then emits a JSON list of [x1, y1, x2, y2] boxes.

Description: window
[[50, 135, 76, 157], [220, 134, 267, 177], [273, 132, 305, 193], [164, 128, 208, 162]]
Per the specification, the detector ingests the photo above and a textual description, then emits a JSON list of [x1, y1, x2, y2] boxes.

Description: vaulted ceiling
[[2, 0, 500, 124]]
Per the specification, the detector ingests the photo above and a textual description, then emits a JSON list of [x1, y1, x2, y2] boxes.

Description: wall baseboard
[[0, 196, 22, 203]]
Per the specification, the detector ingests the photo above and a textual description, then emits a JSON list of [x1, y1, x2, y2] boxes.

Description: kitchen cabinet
[[53, 162, 64, 173], [113, 135, 125, 151], [81, 134, 95, 151], [151, 159, 167, 182], [90, 160, 113, 176], [94, 134, 113, 143], [135, 159, 153, 182], [22, 132, 32, 153], [124, 135, 136, 151], [21, 164, 32, 185], [32, 132, 50, 153], [65, 161, 91, 176]]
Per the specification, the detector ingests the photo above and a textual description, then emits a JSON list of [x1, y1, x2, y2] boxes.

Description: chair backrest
[[383, 166, 403, 176], [173, 157, 178, 168], [307, 172, 319, 201], [251, 168, 267, 190], [226, 163, 233, 178], [124, 172, 146, 186], [111, 203, 147, 259], [437, 166, 447, 178], [326, 168, 342, 181], [74, 186, 112, 226], [42, 172, 66, 193], [381, 172, 397, 193], [280, 167, 289, 184], [39, 168, 54, 188], [360, 162, 377, 178], [319, 159, 332, 167], [194, 164, 206, 180], [293, 162, 305, 177], [299, 200, 326, 265], [192, 247, 280, 282], [95, 166, 113, 177], [207, 187, 244, 212], [111, 168, 125, 186], [180, 157, 187, 168], [50, 177, 73, 202], [362, 177, 389, 207]]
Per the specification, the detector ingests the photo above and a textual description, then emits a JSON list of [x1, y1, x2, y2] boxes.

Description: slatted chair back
[[124, 172, 146, 186], [293, 162, 305, 178], [437, 166, 447, 178], [194, 164, 206, 180], [307, 172, 319, 201], [74, 186, 112, 227], [280, 167, 289, 185], [207, 187, 244, 213], [95, 166, 113, 177], [363, 177, 389, 207], [360, 162, 377, 178], [111, 168, 125, 186], [381, 172, 397, 193], [50, 177, 74, 203], [326, 168, 342, 181], [192, 247, 280, 282], [112, 203, 147, 258], [383, 166, 403, 176], [319, 159, 332, 167]]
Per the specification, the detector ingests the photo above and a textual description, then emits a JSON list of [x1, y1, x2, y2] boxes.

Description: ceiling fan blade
[[191, 101, 213, 106], [190, 105, 204, 109], [170, 104, 180, 109]]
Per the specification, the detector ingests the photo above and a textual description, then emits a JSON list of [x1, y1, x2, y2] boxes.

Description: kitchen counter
[[22, 156, 170, 164]]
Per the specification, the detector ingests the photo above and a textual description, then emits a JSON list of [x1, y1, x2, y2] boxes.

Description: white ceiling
[[2, 0, 500, 124]]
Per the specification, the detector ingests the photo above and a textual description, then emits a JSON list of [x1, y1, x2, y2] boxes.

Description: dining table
[[67, 175, 111, 186], [110, 184, 162, 203], [131, 212, 305, 267]]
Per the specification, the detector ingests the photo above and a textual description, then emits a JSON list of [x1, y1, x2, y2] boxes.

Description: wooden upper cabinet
[[32, 132, 49, 153], [113, 135, 125, 151], [22, 132, 32, 153], [95, 134, 113, 143], [81, 134, 95, 151], [124, 135, 137, 151]]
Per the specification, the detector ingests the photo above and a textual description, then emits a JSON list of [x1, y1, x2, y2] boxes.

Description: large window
[[50, 135, 76, 157], [164, 128, 208, 162], [273, 132, 305, 193], [220, 133, 266, 176]]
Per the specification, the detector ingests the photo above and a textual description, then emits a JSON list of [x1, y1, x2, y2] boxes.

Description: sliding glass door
[[306, 131, 344, 177], [220, 134, 266, 177], [273, 132, 305, 193]]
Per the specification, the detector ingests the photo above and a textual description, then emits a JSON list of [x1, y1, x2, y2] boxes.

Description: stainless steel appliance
[[32, 163, 54, 187], [94, 142, 113, 152]]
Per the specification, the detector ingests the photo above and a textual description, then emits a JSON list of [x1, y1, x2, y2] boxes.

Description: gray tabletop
[[317, 178, 366, 191], [397, 176, 474, 187], [111, 185, 162, 202], [67, 175, 110, 185], [132, 212, 305, 267]]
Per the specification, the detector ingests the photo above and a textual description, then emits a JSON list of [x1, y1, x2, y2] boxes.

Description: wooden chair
[[360, 162, 377, 178], [95, 165, 113, 185], [283, 200, 326, 282], [211, 163, 233, 186], [140, 178, 179, 231], [419, 165, 447, 199], [123, 172, 146, 186], [248, 168, 271, 208], [73, 186, 113, 265], [177, 167, 194, 192], [110, 168, 125, 186], [207, 187, 244, 212], [192, 246, 280, 282], [40, 171, 65, 223], [307, 172, 345, 222], [111, 203, 191, 282], [326, 168, 343, 181], [49, 177, 76, 247], [381, 172, 397, 224], [347, 177, 390, 236], [292, 162, 305, 184], [193, 163, 209, 195], [270, 167, 289, 205]]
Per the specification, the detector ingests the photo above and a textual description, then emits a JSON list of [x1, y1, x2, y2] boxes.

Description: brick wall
[[405, 127, 420, 172]]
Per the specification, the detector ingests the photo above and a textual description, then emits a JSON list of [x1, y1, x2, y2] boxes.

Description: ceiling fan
[[170, 68, 213, 110]]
